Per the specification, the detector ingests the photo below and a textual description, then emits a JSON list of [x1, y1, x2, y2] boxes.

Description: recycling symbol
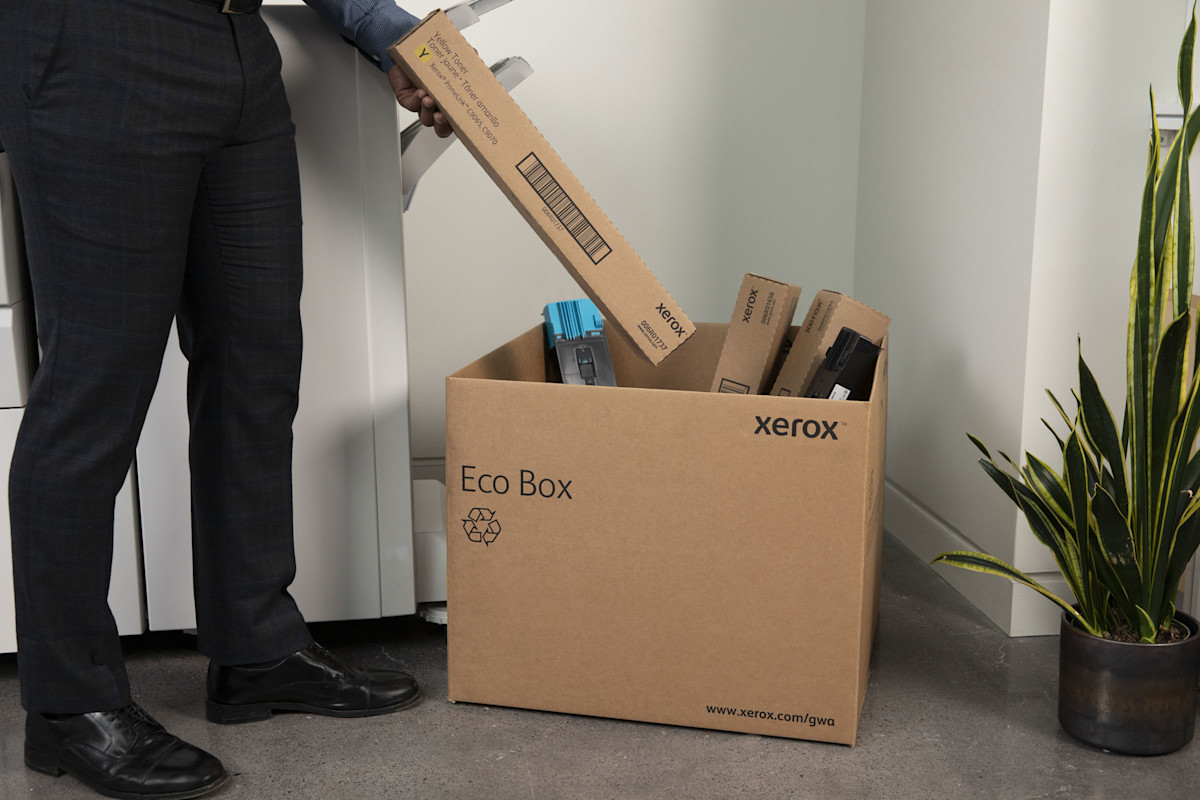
[[463, 508, 501, 546]]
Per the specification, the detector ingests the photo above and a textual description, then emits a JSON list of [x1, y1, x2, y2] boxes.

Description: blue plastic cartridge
[[543, 299, 617, 387]]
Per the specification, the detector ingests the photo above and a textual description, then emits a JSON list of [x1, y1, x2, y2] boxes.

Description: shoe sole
[[25, 743, 228, 800], [205, 688, 422, 725]]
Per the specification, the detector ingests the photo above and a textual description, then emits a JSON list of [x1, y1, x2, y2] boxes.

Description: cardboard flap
[[451, 326, 547, 383]]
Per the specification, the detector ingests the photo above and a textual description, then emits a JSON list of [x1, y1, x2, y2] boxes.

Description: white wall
[[396, 0, 1192, 635], [1010, 1, 1185, 631], [856, 0, 1188, 634], [400, 0, 868, 462], [1019, 1, 1184, 566], [854, 0, 1053, 632]]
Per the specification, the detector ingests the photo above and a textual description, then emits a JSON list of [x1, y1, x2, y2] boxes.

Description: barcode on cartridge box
[[517, 153, 612, 264]]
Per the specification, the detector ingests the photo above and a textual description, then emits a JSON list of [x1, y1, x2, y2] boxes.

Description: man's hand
[[389, 66, 453, 138]]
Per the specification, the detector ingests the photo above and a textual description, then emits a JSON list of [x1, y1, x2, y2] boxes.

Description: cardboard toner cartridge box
[[771, 291, 890, 398], [389, 12, 695, 365], [444, 323, 887, 744], [709, 273, 801, 394]]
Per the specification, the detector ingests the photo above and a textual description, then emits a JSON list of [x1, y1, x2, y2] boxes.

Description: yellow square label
[[415, 45, 434, 64]]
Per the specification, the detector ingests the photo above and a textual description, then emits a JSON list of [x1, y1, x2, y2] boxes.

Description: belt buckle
[[221, 0, 244, 13]]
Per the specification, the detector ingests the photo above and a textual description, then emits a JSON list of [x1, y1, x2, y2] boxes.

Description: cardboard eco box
[[445, 322, 887, 744], [389, 12, 694, 365], [771, 291, 891, 398], [710, 274, 802, 394]]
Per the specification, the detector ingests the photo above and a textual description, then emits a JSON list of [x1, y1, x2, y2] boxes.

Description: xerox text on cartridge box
[[389, 11, 694, 365]]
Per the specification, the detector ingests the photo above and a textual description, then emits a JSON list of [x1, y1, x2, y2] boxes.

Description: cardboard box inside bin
[[710, 274, 803, 394], [771, 290, 890, 398], [445, 322, 887, 744]]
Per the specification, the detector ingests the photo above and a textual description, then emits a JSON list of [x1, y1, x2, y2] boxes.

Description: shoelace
[[112, 703, 162, 736], [308, 643, 354, 679]]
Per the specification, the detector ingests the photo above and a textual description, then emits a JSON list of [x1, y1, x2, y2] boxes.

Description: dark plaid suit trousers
[[0, 0, 315, 712]]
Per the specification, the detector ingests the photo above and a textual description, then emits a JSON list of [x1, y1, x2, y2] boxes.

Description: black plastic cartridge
[[803, 327, 881, 401]]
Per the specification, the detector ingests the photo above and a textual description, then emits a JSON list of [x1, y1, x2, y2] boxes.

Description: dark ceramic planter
[[1058, 610, 1200, 755]]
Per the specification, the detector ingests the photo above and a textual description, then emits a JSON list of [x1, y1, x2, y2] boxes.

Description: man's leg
[[176, 12, 312, 667], [0, 1, 259, 796], [2, 0, 230, 715], [190, 12, 420, 725]]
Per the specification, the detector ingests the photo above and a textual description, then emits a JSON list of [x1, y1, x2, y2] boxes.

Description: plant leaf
[[1183, 448, 1200, 494], [974, 453, 1077, 585], [1149, 313, 1190, 526], [1175, 112, 1193, 318], [931, 551, 1099, 636], [1011, 478, 1089, 608], [1063, 431, 1097, 618], [1136, 605, 1160, 643], [1147, 324, 1200, 620], [1179, 8, 1196, 141], [966, 432, 993, 460], [1130, 95, 1159, 573], [1077, 350, 1128, 512], [1089, 486, 1142, 625], [1042, 418, 1068, 452], [976, 456, 1020, 507], [1046, 389, 1073, 432], [1163, 497, 1200, 625], [1153, 105, 1200, 291], [1023, 454, 1072, 525]]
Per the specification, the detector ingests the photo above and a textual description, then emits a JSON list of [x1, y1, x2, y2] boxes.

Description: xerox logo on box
[[463, 508, 501, 546], [741, 288, 758, 324], [655, 304, 689, 338], [754, 416, 840, 440]]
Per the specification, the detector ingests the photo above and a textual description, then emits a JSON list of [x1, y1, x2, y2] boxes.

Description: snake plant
[[933, 12, 1200, 643]]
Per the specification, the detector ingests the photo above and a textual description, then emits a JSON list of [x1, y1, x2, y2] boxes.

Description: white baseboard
[[885, 479, 1065, 637], [412, 476, 447, 605]]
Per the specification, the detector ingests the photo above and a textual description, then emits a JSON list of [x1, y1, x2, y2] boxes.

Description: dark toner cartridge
[[543, 299, 617, 387], [803, 327, 881, 401]]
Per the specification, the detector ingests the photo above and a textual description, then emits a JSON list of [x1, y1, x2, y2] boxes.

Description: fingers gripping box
[[389, 12, 694, 365], [444, 323, 888, 744]]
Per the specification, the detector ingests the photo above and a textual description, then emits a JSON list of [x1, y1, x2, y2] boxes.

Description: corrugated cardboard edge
[[855, 336, 888, 719]]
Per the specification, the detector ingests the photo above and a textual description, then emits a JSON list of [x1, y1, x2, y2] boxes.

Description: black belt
[[189, 0, 263, 14]]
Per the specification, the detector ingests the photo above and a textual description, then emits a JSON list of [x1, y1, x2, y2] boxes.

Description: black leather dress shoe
[[25, 703, 227, 799], [205, 643, 420, 724]]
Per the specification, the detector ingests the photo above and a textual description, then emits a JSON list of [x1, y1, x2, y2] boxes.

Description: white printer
[[0, 153, 34, 408]]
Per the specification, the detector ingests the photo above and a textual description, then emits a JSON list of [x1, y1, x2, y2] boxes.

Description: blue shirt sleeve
[[302, 0, 421, 73]]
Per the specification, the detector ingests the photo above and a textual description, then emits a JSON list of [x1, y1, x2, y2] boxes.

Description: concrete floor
[[1, 534, 1197, 800]]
